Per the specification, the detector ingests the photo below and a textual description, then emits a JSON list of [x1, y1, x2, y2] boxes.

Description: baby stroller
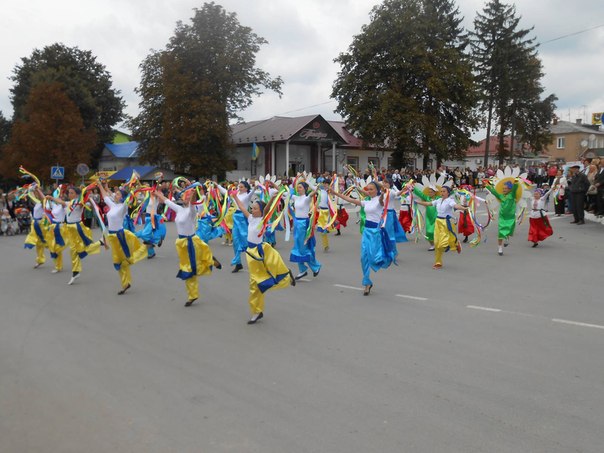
[[1, 211, 18, 236], [15, 207, 32, 234]]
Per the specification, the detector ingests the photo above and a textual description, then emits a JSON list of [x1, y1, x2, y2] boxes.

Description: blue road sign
[[51, 166, 65, 180]]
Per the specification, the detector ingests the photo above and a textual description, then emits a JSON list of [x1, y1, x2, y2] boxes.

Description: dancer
[[335, 203, 349, 236], [23, 186, 49, 268], [379, 178, 407, 257], [290, 180, 321, 280], [98, 182, 148, 294], [330, 181, 394, 295], [232, 193, 295, 324], [155, 187, 221, 306], [528, 188, 553, 247], [45, 187, 68, 273], [485, 180, 518, 256], [316, 178, 335, 251], [398, 191, 413, 234], [413, 184, 438, 250], [136, 190, 166, 259], [217, 181, 254, 272], [415, 186, 467, 269], [195, 184, 224, 244], [48, 186, 104, 284]]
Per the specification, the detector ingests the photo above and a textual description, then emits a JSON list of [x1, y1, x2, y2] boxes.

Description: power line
[[540, 23, 604, 45], [275, 100, 336, 116]]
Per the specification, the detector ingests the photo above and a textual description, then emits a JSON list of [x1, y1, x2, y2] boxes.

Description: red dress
[[528, 217, 553, 242], [398, 207, 412, 233], [458, 211, 475, 236], [336, 207, 349, 228]]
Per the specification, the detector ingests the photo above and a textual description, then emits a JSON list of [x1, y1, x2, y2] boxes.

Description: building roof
[[231, 115, 347, 145], [550, 120, 604, 135], [109, 165, 156, 180], [466, 136, 542, 158], [327, 120, 365, 148], [104, 141, 140, 159]]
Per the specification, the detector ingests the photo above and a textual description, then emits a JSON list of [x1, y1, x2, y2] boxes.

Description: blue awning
[[109, 166, 156, 180]]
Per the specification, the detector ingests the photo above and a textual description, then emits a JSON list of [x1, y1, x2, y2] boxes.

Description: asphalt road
[[1, 208, 603, 452]]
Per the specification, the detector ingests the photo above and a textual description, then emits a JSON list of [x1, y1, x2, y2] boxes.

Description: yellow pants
[[48, 224, 67, 271], [24, 221, 49, 265], [63, 223, 101, 273], [246, 243, 291, 314], [107, 230, 148, 289], [175, 236, 214, 301], [434, 218, 458, 266], [321, 233, 329, 250]]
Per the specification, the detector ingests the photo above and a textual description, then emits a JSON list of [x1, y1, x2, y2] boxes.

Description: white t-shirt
[[164, 199, 197, 236], [318, 189, 329, 209], [432, 197, 456, 218], [50, 202, 66, 223], [247, 216, 263, 245], [217, 185, 254, 212], [386, 187, 400, 210], [361, 196, 383, 224], [32, 203, 43, 220], [292, 194, 312, 218], [104, 196, 128, 231], [66, 203, 83, 223]]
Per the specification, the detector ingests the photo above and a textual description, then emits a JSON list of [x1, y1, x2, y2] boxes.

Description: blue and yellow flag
[[252, 143, 259, 160]]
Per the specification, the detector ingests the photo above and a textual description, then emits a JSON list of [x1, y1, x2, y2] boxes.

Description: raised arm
[[484, 184, 504, 202], [232, 192, 251, 219], [328, 188, 362, 207]]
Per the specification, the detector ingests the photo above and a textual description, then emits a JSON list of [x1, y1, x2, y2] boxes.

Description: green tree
[[9, 43, 124, 164], [131, 2, 282, 178], [0, 82, 97, 182], [470, 0, 555, 166], [332, 0, 478, 169]]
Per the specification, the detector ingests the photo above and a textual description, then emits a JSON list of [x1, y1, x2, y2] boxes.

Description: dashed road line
[[333, 284, 364, 291], [552, 319, 604, 330], [466, 305, 502, 313], [396, 294, 428, 301]]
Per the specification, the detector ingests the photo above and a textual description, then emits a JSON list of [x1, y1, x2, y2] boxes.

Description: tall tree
[[0, 112, 11, 184], [0, 82, 97, 182], [470, 0, 555, 166], [131, 2, 282, 178], [332, 0, 478, 169], [9, 43, 124, 164]]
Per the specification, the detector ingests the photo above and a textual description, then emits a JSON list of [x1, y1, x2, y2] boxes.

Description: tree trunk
[[483, 97, 493, 168]]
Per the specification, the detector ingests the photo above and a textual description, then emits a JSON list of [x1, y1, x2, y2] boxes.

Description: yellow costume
[[316, 208, 333, 250], [223, 205, 236, 244], [48, 223, 67, 271], [433, 218, 458, 266], [107, 229, 148, 289], [63, 222, 101, 273], [175, 235, 214, 301], [245, 242, 291, 315], [24, 220, 49, 265]]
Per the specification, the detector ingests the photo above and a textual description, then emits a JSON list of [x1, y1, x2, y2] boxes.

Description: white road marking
[[396, 294, 428, 301], [466, 305, 502, 313], [298, 278, 311, 282], [552, 319, 604, 330], [334, 284, 364, 291]]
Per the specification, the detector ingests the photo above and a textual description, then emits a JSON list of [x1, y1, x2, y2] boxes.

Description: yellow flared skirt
[[107, 230, 148, 269], [175, 236, 214, 279]]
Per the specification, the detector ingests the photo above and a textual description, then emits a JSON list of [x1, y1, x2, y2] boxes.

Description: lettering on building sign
[[299, 128, 329, 140]]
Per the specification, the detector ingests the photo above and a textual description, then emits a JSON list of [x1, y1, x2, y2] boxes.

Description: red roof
[[466, 136, 540, 157]]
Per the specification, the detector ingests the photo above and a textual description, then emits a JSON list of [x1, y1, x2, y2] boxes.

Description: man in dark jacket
[[569, 165, 590, 224], [595, 164, 604, 217]]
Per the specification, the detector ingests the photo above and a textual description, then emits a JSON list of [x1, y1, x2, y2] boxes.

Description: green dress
[[486, 183, 518, 239], [413, 186, 438, 242]]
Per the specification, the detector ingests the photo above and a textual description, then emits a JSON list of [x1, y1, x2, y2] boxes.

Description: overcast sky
[[1, 0, 603, 133]]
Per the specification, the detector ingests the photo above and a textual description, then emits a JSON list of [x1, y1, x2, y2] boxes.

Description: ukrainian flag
[[252, 143, 260, 160]]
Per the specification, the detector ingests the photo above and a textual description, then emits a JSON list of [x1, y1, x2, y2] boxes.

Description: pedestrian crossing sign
[[51, 166, 65, 179]]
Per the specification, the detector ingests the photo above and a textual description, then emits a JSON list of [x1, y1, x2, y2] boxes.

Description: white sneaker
[[428, 246, 435, 251], [68, 273, 80, 285], [51, 269, 60, 274], [498, 246, 503, 256]]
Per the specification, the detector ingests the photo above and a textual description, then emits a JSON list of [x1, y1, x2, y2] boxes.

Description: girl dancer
[[24, 186, 49, 268], [413, 185, 438, 250], [485, 180, 518, 256], [48, 186, 104, 285], [316, 178, 335, 251], [98, 182, 148, 294], [398, 191, 413, 234], [155, 187, 221, 306], [528, 188, 553, 247], [330, 181, 394, 295], [195, 184, 224, 244], [290, 181, 322, 280], [379, 178, 407, 257], [217, 181, 254, 273], [415, 186, 467, 269], [45, 187, 68, 273], [232, 194, 295, 324], [136, 191, 166, 259]]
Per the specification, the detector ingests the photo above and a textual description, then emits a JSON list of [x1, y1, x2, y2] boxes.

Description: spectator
[[568, 165, 589, 225]]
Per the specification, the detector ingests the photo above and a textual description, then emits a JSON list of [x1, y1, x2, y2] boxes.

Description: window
[[229, 159, 238, 170], [367, 157, 380, 169], [346, 156, 359, 172], [556, 137, 565, 149]]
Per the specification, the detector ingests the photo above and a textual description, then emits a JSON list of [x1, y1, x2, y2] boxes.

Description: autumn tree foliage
[[0, 82, 97, 182]]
